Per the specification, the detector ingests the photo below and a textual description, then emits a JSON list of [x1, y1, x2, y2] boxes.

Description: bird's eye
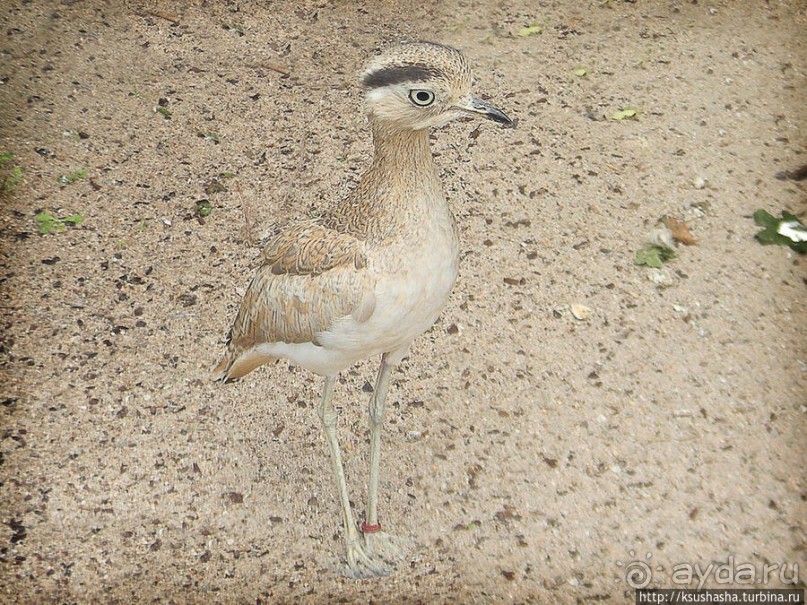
[[408, 89, 435, 107]]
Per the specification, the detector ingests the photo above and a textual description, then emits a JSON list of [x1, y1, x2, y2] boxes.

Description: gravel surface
[[1, 1, 805, 603]]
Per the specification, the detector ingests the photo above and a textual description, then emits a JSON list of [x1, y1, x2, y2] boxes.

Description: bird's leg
[[316, 375, 387, 578], [365, 356, 392, 531], [362, 356, 414, 563]]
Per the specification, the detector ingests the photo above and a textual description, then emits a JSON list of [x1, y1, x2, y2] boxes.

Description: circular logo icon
[[616, 550, 657, 589], [624, 559, 653, 589]]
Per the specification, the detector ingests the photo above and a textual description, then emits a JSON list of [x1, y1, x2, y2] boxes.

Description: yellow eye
[[409, 89, 435, 107]]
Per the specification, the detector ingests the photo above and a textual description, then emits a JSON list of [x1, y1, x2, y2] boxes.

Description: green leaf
[[635, 245, 675, 268], [35, 211, 83, 234], [58, 169, 87, 185], [753, 209, 778, 229], [635, 249, 660, 268], [611, 108, 638, 121], [3, 165, 23, 192], [573, 67, 589, 77], [195, 200, 212, 218], [35, 212, 57, 234], [156, 106, 172, 118], [0, 153, 13, 168], [517, 24, 542, 37], [62, 214, 84, 225], [753, 209, 807, 252]]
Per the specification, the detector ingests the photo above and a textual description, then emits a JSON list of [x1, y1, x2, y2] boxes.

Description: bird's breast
[[320, 204, 459, 357], [368, 207, 460, 345]]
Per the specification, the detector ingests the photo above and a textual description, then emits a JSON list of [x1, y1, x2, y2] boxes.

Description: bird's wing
[[258, 221, 368, 275], [226, 221, 376, 352]]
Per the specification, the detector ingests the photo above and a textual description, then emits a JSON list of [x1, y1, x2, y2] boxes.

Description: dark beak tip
[[485, 111, 517, 128], [469, 97, 514, 128], [490, 112, 515, 128]]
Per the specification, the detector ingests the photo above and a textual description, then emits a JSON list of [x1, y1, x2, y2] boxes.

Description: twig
[[256, 61, 291, 76], [235, 182, 257, 248], [146, 10, 180, 25]]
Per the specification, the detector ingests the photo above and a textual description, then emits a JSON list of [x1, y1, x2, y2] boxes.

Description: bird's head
[[361, 42, 512, 131]]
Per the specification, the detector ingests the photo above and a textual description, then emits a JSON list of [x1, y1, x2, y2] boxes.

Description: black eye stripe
[[363, 65, 442, 89]]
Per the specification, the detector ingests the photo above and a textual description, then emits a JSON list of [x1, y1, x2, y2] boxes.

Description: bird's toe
[[364, 531, 416, 565], [344, 539, 389, 579]]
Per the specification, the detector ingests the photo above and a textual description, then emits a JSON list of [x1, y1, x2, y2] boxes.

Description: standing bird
[[214, 41, 512, 578]]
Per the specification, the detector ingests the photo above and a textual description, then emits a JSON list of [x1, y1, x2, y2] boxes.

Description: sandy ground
[[1, 1, 805, 603]]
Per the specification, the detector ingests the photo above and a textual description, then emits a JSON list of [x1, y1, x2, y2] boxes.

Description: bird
[[214, 41, 512, 578]]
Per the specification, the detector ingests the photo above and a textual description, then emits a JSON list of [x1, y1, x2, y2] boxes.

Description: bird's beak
[[456, 95, 513, 126]]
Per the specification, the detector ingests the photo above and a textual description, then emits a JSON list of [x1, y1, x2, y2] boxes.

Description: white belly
[[294, 214, 459, 375], [366, 232, 460, 350]]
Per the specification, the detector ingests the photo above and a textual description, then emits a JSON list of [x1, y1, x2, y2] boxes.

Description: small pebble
[[570, 304, 592, 320], [647, 269, 675, 287]]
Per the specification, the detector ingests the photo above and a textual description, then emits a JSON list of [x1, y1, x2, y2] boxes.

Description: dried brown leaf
[[662, 216, 696, 245]]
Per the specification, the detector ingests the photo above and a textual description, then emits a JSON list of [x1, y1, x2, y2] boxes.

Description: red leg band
[[361, 521, 382, 534]]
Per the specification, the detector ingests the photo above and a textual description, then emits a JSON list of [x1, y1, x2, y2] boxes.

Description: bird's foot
[[364, 530, 416, 565], [343, 536, 389, 579]]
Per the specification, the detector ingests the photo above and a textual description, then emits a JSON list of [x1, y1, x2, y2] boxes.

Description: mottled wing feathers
[[231, 262, 374, 347], [261, 222, 367, 275], [214, 223, 375, 381]]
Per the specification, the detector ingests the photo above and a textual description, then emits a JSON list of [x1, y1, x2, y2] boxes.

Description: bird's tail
[[212, 347, 275, 382]]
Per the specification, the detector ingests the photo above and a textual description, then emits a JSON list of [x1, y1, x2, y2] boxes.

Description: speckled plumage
[[214, 45, 475, 380], [214, 41, 511, 577]]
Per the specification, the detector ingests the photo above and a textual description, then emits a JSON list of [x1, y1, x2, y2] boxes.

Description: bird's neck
[[369, 124, 438, 183], [365, 125, 448, 237], [326, 123, 448, 241]]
